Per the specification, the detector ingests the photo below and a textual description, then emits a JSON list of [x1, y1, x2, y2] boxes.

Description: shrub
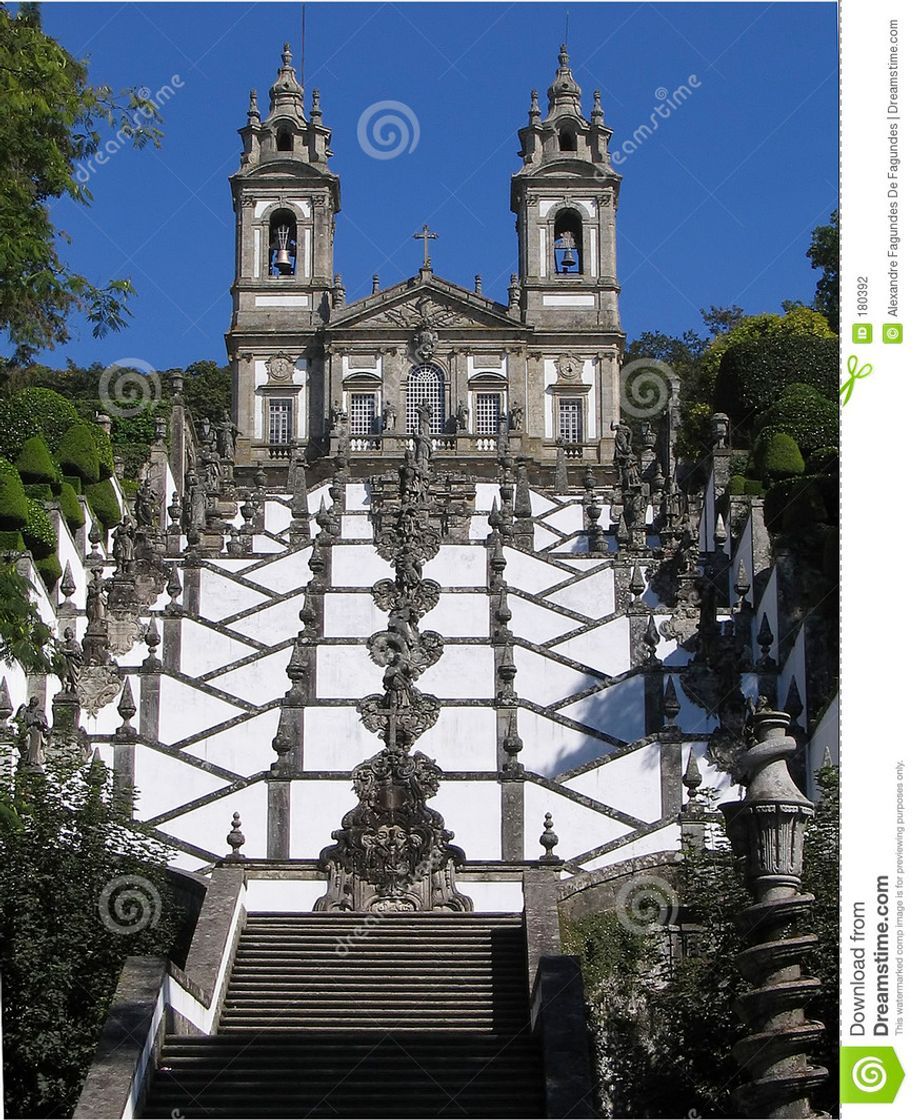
[[0, 458, 29, 531], [754, 430, 805, 482], [62, 474, 83, 495], [714, 334, 839, 432], [85, 479, 121, 530], [0, 388, 80, 460], [89, 424, 116, 479], [22, 498, 57, 560], [755, 384, 839, 454], [24, 484, 54, 502], [15, 436, 61, 487], [807, 446, 839, 475], [0, 530, 25, 552], [57, 482, 86, 533], [728, 475, 746, 496], [729, 452, 750, 479], [36, 553, 62, 590], [744, 478, 765, 497], [764, 476, 829, 532], [57, 423, 101, 484]]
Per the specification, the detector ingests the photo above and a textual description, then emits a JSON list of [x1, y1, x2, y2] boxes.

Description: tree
[[807, 210, 839, 333], [0, 561, 53, 674], [0, 751, 179, 1118], [0, 4, 162, 361], [700, 305, 745, 338]]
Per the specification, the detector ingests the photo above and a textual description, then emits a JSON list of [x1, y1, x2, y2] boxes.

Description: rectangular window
[[268, 398, 293, 445], [475, 392, 502, 435], [349, 392, 377, 436], [558, 398, 583, 444]]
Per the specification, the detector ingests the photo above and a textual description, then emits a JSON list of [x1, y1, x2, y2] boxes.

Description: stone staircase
[[142, 912, 545, 1118]]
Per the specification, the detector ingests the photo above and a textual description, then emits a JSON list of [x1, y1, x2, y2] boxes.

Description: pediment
[[327, 277, 527, 334]]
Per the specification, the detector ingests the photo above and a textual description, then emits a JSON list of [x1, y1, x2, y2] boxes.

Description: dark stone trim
[[534, 956, 598, 1119]]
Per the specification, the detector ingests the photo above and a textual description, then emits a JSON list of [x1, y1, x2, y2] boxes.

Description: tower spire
[[547, 42, 583, 120], [268, 40, 306, 121]]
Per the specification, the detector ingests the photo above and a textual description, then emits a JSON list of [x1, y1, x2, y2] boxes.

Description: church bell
[[273, 224, 293, 274]]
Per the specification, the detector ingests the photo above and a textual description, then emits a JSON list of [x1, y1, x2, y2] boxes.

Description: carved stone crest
[[412, 321, 439, 363], [556, 353, 584, 383], [76, 664, 122, 718], [266, 352, 295, 383]]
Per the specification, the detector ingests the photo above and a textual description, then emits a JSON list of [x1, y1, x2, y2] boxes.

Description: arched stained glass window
[[406, 364, 445, 434]]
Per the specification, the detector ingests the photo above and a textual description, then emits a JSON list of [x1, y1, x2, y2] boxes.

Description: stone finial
[[554, 441, 569, 492], [529, 87, 541, 122], [502, 708, 524, 776], [60, 561, 76, 603], [539, 813, 560, 863], [165, 564, 182, 615], [474, 274, 483, 294], [663, 675, 681, 727], [783, 677, 804, 725], [372, 273, 380, 294], [311, 87, 322, 120], [247, 87, 260, 123], [142, 618, 161, 672], [87, 520, 103, 567], [734, 558, 750, 604], [226, 812, 246, 861], [616, 510, 630, 546], [643, 615, 660, 662], [756, 613, 775, 668], [714, 513, 727, 550], [683, 747, 702, 803], [254, 463, 268, 491], [507, 274, 521, 311], [591, 88, 604, 122], [115, 679, 137, 740], [629, 563, 646, 602], [497, 642, 517, 701]]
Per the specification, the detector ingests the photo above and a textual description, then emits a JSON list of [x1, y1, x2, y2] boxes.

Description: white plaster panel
[[422, 594, 490, 638], [300, 228, 311, 277], [253, 227, 260, 277], [552, 617, 632, 678], [316, 645, 385, 698], [290, 778, 363, 858], [307, 485, 331, 513], [731, 515, 757, 607], [669, 676, 718, 737], [286, 199, 313, 217], [162, 782, 269, 859], [340, 514, 374, 539], [198, 569, 269, 622], [687, 742, 739, 799], [228, 596, 305, 643], [254, 295, 311, 308], [539, 226, 547, 277], [253, 200, 275, 218], [134, 748, 228, 820], [183, 709, 282, 775], [589, 227, 598, 277], [517, 708, 616, 778], [509, 594, 579, 644], [56, 520, 86, 607], [210, 647, 293, 705], [755, 568, 780, 656], [514, 647, 600, 706], [808, 694, 839, 786], [469, 514, 492, 540], [245, 550, 313, 594], [523, 783, 630, 861], [557, 557, 609, 571], [331, 544, 393, 587], [474, 483, 502, 511], [251, 535, 287, 554], [503, 548, 566, 594], [564, 743, 662, 823], [322, 593, 388, 637], [458, 879, 524, 913], [158, 677, 244, 745], [420, 646, 493, 698], [245, 880, 326, 912], [424, 546, 487, 588], [580, 823, 681, 870], [417, 706, 496, 770], [779, 626, 807, 724], [528, 490, 558, 516], [545, 566, 616, 616], [538, 198, 563, 217], [540, 504, 585, 535], [534, 524, 563, 550], [435, 781, 501, 859], [542, 294, 595, 307], [179, 620, 257, 677], [303, 707, 382, 770], [346, 482, 372, 510], [653, 616, 691, 667], [264, 501, 293, 534], [560, 675, 645, 741]]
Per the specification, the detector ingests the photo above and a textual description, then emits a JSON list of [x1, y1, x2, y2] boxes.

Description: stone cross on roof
[[413, 224, 438, 268]]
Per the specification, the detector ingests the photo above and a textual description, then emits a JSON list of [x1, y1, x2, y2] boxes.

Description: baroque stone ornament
[[266, 352, 295, 383], [315, 744, 473, 913]]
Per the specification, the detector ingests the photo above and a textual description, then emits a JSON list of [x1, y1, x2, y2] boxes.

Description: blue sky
[[35, 1, 838, 370]]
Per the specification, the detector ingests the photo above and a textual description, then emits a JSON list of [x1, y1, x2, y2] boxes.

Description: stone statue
[[58, 626, 83, 695], [216, 410, 239, 460], [509, 401, 524, 431], [86, 569, 107, 627], [133, 478, 157, 529], [382, 402, 397, 432], [183, 469, 207, 532], [455, 400, 469, 431], [201, 445, 222, 492], [614, 421, 641, 490], [15, 696, 50, 769], [415, 401, 433, 476], [112, 517, 135, 569]]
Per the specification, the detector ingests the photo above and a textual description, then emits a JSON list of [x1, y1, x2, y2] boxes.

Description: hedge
[[807, 446, 839, 475], [23, 498, 57, 560], [0, 388, 80, 460], [24, 483, 54, 502], [0, 458, 29, 531], [57, 423, 101, 484], [90, 424, 116, 480], [58, 481, 86, 533], [16, 435, 61, 487], [714, 334, 839, 431], [764, 476, 831, 533], [0, 530, 25, 552], [62, 473, 83, 495], [36, 553, 63, 591], [85, 478, 121, 530], [728, 475, 747, 496], [754, 431, 805, 482], [754, 384, 839, 454]]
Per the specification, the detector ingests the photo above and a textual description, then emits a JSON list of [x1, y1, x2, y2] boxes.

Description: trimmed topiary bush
[[23, 498, 57, 560], [24, 484, 54, 502], [62, 473, 83, 495], [89, 424, 116, 480], [714, 334, 839, 433], [754, 384, 839, 454], [0, 388, 80, 460], [727, 475, 747, 496], [764, 476, 830, 532], [807, 446, 839, 475], [744, 479, 765, 497], [57, 481, 86, 533], [85, 478, 121, 530], [36, 553, 63, 591], [57, 423, 101, 484], [754, 430, 805, 482], [0, 458, 29, 531], [0, 529, 25, 552], [16, 436, 61, 487]]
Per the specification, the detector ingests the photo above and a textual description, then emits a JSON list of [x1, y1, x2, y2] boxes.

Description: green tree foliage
[[563, 774, 838, 1118], [0, 753, 179, 1118], [0, 4, 162, 361], [0, 387, 79, 460], [0, 560, 53, 673], [0, 457, 29, 530], [22, 497, 56, 560], [807, 211, 839, 332], [755, 384, 838, 455], [57, 422, 101, 484], [178, 359, 233, 428]]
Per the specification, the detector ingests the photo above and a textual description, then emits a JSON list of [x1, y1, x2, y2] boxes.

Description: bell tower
[[510, 45, 622, 334], [226, 44, 340, 463]]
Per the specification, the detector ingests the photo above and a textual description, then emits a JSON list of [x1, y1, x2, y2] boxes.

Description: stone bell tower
[[226, 44, 340, 464]]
